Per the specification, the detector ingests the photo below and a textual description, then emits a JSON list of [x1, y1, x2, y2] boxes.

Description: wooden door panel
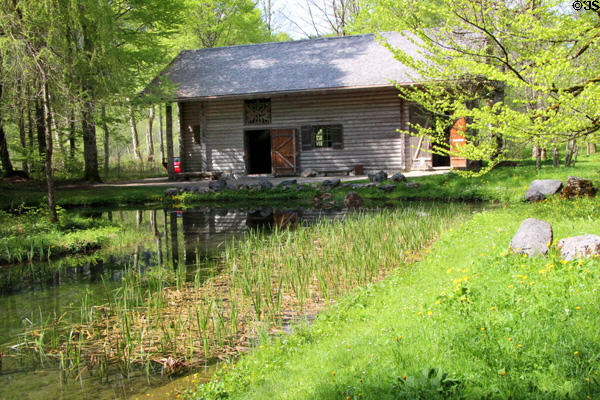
[[271, 129, 298, 176]]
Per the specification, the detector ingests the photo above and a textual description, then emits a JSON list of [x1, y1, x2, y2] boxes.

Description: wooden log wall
[[179, 87, 413, 174]]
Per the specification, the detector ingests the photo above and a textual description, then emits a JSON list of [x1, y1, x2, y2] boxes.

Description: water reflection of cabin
[[154, 32, 467, 178]]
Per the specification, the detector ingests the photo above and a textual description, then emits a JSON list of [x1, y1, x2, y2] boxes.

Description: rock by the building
[[279, 179, 297, 187], [509, 218, 553, 256], [165, 188, 179, 196], [344, 192, 363, 208], [524, 189, 546, 202], [301, 169, 318, 178], [557, 234, 600, 261], [237, 184, 249, 190], [561, 176, 598, 198], [405, 182, 421, 189], [295, 183, 307, 191], [259, 179, 273, 190], [321, 178, 341, 189], [209, 179, 227, 191], [378, 184, 396, 192], [368, 170, 387, 183], [390, 173, 406, 183]]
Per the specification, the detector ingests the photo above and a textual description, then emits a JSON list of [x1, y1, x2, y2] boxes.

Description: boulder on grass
[[524, 190, 546, 202], [301, 169, 318, 178], [344, 192, 363, 208], [509, 218, 553, 256], [209, 179, 227, 192], [378, 184, 396, 193], [405, 182, 421, 189], [279, 179, 297, 187], [259, 179, 273, 190], [390, 173, 406, 183], [527, 179, 563, 196], [557, 234, 600, 261], [561, 176, 598, 198], [321, 178, 341, 189], [368, 171, 387, 183]]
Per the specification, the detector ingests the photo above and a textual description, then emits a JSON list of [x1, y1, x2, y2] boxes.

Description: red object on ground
[[162, 157, 181, 174]]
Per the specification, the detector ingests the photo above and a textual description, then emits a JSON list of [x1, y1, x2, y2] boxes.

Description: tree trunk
[[69, 109, 76, 161], [540, 148, 546, 160], [146, 106, 155, 162], [572, 144, 579, 167], [590, 143, 597, 154], [27, 101, 34, 169], [532, 146, 540, 160], [158, 104, 165, 162], [0, 121, 14, 176], [128, 103, 142, 161], [536, 151, 541, 170], [81, 100, 101, 182], [18, 84, 28, 173], [43, 83, 57, 222], [553, 147, 559, 168], [36, 97, 46, 161], [101, 106, 110, 174], [165, 103, 175, 180]]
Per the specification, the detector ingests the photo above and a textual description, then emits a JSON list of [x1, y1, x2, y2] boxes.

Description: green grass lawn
[[184, 196, 600, 399]]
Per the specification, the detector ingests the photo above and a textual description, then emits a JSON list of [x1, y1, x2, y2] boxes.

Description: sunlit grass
[[185, 196, 600, 400]]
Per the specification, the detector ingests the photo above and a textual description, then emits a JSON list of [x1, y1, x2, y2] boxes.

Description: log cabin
[[153, 32, 467, 178]]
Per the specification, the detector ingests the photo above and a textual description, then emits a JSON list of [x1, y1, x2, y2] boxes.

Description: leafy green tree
[[381, 0, 599, 171], [176, 0, 274, 50]]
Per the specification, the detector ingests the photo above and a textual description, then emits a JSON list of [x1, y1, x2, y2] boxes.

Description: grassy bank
[[2, 155, 599, 210], [184, 196, 600, 399], [0, 207, 153, 265]]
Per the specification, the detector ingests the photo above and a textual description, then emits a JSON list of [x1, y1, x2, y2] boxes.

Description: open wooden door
[[450, 118, 467, 169], [270, 129, 298, 176]]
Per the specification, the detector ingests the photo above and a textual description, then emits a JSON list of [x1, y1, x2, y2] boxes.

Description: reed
[[9, 204, 471, 379]]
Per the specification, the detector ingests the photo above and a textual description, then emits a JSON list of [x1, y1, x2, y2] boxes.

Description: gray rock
[[259, 179, 273, 190], [340, 183, 353, 189], [237, 184, 249, 190], [279, 179, 297, 187], [301, 169, 318, 178], [378, 184, 396, 192], [344, 192, 363, 208], [194, 187, 209, 194], [249, 183, 262, 191], [209, 179, 227, 191], [404, 182, 421, 189], [509, 218, 553, 257], [527, 179, 563, 196], [365, 183, 378, 188], [524, 189, 546, 202], [351, 183, 366, 190], [557, 234, 600, 261], [165, 188, 179, 196], [321, 178, 341, 189], [368, 170, 387, 183], [390, 173, 406, 183], [226, 182, 238, 191], [295, 184, 307, 191]]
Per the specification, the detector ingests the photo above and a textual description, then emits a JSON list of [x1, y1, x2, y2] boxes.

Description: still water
[[0, 204, 387, 399]]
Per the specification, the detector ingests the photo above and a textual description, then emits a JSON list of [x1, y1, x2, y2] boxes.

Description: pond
[[0, 202, 485, 399]]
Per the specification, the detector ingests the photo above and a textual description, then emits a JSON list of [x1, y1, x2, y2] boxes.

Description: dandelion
[[481, 327, 486, 331], [490, 306, 497, 311], [427, 311, 433, 316], [508, 337, 512, 341], [499, 370, 506, 376], [332, 371, 336, 376], [575, 351, 579, 356]]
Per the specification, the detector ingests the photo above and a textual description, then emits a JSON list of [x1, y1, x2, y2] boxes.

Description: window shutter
[[301, 125, 312, 151], [331, 124, 343, 149]]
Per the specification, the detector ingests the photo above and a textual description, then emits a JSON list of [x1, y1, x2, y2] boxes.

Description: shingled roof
[[158, 32, 423, 100]]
